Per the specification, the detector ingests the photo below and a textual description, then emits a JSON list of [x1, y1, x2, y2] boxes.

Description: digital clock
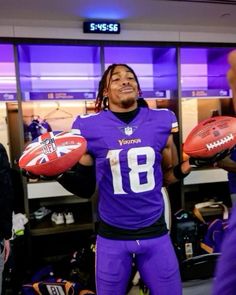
[[83, 21, 121, 34]]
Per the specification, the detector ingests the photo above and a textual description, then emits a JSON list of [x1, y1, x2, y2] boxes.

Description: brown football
[[183, 116, 236, 158]]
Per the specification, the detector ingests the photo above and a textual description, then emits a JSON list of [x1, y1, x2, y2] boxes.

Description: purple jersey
[[228, 149, 236, 194], [72, 107, 178, 230], [28, 119, 52, 140], [212, 205, 236, 295]]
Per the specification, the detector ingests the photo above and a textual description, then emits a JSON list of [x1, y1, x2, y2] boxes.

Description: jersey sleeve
[[230, 149, 236, 161], [71, 115, 83, 134], [170, 110, 179, 133], [212, 205, 236, 294]]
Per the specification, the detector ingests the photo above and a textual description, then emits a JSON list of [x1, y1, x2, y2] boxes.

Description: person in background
[[226, 150, 236, 206], [213, 50, 236, 208], [0, 143, 14, 294], [55, 63, 230, 295], [211, 50, 236, 295], [217, 149, 236, 207]]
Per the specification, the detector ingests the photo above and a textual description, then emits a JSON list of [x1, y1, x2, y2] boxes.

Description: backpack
[[171, 209, 200, 261], [22, 279, 79, 295], [21, 265, 82, 295], [179, 201, 229, 281], [193, 201, 229, 254]]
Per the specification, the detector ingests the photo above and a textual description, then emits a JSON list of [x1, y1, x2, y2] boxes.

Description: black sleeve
[[0, 143, 14, 240], [57, 163, 96, 198]]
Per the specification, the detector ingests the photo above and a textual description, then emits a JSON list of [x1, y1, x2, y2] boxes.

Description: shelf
[[183, 168, 228, 185], [197, 206, 228, 218], [27, 181, 73, 199], [28, 193, 95, 236], [40, 195, 90, 206], [30, 221, 94, 236], [30, 210, 94, 236]]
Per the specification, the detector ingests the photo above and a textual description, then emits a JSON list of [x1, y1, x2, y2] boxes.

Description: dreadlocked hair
[[95, 64, 142, 112]]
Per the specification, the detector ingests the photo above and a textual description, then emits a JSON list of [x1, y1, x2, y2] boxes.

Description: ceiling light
[[0, 77, 16, 84]]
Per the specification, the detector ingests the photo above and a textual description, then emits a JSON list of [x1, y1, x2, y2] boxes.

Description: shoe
[[64, 212, 75, 224], [34, 207, 51, 220], [51, 212, 64, 225]]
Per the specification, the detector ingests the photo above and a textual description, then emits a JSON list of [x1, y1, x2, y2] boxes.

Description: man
[[56, 64, 227, 295], [0, 143, 13, 294], [216, 49, 236, 208], [217, 149, 236, 206], [211, 50, 236, 295]]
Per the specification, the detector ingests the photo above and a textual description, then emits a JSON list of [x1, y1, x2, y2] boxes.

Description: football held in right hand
[[183, 116, 236, 167]]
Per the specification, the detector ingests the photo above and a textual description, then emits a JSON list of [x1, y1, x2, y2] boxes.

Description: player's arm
[[213, 51, 236, 173], [57, 153, 96, 198], [216, 155, 236, 173], [22, 153, 96, 198], [227, 50, 236, 114], [162, 134, 191, 186]]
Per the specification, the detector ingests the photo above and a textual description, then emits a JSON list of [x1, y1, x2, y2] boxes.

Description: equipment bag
[[171, 209, 200, 261], [22, 279, 78, 295], [193, 201, 229, 254], [180, 253, 220, 281], [21, 265, 82, 295]]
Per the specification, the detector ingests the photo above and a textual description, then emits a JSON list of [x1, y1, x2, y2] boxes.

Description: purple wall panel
[[104, 46, 154, 63], [208, 48, 232, 89], [104, 46, 177, 91], [0, 44, 14, 62], [17, 46, 32, 90], [181, 47, 235, 90], [18, 45, 100, 63], [180, 48, 208, 64], [153, 48, 177, 90]]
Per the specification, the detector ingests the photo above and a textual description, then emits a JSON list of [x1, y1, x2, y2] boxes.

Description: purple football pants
[[96, 234, 182, 295]]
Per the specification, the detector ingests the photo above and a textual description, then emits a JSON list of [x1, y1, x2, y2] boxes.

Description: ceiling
[[0, 0, 236, 31]]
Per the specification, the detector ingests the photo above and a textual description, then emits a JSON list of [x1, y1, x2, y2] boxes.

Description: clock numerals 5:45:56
[[83, 21, 121, 34]]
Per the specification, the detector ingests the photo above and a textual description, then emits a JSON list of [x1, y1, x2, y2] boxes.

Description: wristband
[[173, 163, 190, 180]]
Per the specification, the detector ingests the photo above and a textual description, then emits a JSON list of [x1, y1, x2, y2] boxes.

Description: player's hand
[[78, 153, 94, 166], [21, 169, 58, 181], [189, 148, 234, 168]]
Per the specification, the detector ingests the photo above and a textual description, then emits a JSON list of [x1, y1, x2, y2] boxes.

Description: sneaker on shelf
[[51, 212, 64, 225], [34, 206, 51, 220], [64, 212, 75, 224]]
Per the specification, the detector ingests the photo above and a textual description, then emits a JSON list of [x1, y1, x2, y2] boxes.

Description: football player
[[65, 64, 186, 294], [216, 50, 236, 206], [212, 50, 236, 295], [57, 64, 226, 294]]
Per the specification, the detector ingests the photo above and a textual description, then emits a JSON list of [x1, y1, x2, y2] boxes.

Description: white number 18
[[106, 147, 155, 194]]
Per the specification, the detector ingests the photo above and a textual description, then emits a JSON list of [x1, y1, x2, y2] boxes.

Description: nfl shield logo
[[125, 126, 133, 136]]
